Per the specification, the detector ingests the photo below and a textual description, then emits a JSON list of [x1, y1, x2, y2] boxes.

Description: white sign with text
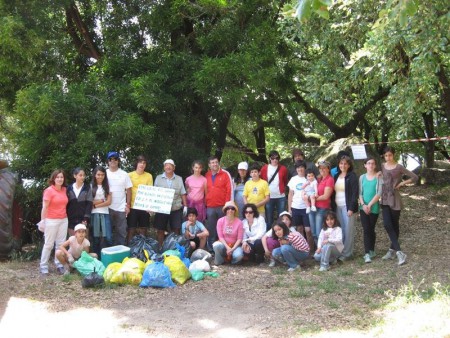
[[351, 144, 368, 160], [133, 185, 175, 214]]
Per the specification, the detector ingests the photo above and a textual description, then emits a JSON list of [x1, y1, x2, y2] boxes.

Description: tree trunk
[[422, 112, 435, 168]]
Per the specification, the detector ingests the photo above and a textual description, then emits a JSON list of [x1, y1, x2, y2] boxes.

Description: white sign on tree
[[132, 185, 175, 214]]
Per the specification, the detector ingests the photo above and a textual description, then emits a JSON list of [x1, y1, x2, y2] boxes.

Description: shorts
[[190, 236, 201, 249], [292, 208, 310, 227], [127, 208, 150, 229], [154, 208, 183, 231]]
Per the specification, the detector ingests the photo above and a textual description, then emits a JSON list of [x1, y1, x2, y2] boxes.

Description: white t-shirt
[[335, 177, 346, 207], [287, 176, 307, 209], [107, 168, 132, 212], [91, 185, 109, 214], [267, 164, 284, 199]]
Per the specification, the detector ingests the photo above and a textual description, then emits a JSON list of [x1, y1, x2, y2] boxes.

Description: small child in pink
[[301, 170, 318, 213], [185, 160, 207, 222]]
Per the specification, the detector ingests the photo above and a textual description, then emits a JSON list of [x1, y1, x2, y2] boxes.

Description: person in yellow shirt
[[127, 155, 153, 242], [243, 163, 270, 217]]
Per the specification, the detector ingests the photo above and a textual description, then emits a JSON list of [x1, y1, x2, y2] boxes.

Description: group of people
[[38, 146, 418, 275]]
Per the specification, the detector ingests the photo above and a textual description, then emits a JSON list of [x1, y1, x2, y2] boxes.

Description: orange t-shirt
[[43, 185, 68, 219]]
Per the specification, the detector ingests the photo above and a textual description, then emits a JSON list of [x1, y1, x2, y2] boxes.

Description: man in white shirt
[[106, 151, 132, 246]]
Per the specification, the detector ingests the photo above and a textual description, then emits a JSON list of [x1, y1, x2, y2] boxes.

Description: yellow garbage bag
[[164, 255, 191, 285], [110, 257, 146, 285], [103, 262, 122, 283]]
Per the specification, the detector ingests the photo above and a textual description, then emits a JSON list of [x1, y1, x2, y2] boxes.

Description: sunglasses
[[270, 157, 280, 160], [245, 210, 254, 214], [225, 206, 236, 211], [109, 157, 119, 161]]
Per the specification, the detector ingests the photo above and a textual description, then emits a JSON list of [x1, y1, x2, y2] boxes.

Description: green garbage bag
[[191, 270, 204, 281], [191, 270, 219, 281], [204, 271, 219, 278], [73, 251, 106, 276]]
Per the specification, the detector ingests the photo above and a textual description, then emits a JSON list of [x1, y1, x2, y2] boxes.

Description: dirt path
[[0, 185, 449, 337]]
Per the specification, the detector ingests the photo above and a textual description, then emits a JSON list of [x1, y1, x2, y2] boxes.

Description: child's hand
[[68, 255, 75, 265], [264, 250, 272, 258], [315, 248, 321, 254], [279, 239, 289, 245]]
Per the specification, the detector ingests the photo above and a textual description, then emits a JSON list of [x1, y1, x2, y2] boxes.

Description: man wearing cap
[[288, 148, 319, 180], [153, 159, 188, 246], [205, 155, 234, 251], [106, 151, 133, 246]]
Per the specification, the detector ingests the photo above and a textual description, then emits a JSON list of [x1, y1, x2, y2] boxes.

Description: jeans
[[40, 218, 68, 271], [381, 205, 401, 251], [213, 241, 244, 265], [91, 213, 113, 257], [360, 210, 378, 254], [272, 244, 309, 269], [206, 207, 225, 250], [314, 243, 341, 268], [265, 197, 286, 230], [308, 208, 328, 242], [109, 209, 127, 246], [336, 205, 356, 258]]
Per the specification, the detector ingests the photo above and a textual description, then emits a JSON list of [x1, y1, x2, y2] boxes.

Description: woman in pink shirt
[[212, 201, 244, 265], [308, 161, 335, 245], [185, 160, 207, 222], [39, 169, 69, 275]]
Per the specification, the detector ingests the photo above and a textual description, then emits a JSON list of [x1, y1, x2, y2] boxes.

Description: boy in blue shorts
[[182, 208, 209, 250]]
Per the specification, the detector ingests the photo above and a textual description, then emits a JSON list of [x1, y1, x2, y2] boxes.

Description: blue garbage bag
[[140, 262, 175, 288]]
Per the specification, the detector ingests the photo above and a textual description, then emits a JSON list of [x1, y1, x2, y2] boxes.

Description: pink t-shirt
[[316, 175, 334, 209], [217, 217, 244, 244], [43, 185, 68, 219], [185, 175, 207, 202]]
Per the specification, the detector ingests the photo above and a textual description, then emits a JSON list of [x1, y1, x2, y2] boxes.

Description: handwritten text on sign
[[133, 185, 175, 214]]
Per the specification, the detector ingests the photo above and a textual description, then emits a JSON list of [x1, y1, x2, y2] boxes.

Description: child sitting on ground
[[314, 211, 343, 271], [301, 170, 318, 213], [55, 223, 97, 275], [181, 207, 209, 250]]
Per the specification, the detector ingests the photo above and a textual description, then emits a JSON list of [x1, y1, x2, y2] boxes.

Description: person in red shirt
[[205, 156, 233, 251]]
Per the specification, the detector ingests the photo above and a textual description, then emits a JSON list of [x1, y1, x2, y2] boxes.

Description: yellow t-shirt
[[243, 179, 270, 214], [128, 171, 153, 207]]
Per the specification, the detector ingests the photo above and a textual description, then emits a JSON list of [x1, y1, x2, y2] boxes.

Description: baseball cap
[[107, 151, 120, 160], [74, 223, 87, 232], [279, 211, 291, 218], [164, 159, 175, 166], [238, 162, 248, 170]]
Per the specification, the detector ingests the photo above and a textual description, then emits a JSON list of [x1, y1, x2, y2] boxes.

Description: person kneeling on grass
[[55, 223, 97, 275], [314, 211, 343, 272], [271, 221, 309, 272], [182, 207, 209, 250]]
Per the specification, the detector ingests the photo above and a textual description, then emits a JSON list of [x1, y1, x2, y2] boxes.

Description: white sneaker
[[364, 253, 372, 263], [311, 206, 317, 212], [268, 259, 276, 267], [382, 249, 395, 260], [306, 207, 311, 214], [397, 251, 407, 265], [319, 266, 329, 272], [287, 266, 299, 272]]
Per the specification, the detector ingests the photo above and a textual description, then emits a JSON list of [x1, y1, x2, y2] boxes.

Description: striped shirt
[[288, 232, 310, 252]]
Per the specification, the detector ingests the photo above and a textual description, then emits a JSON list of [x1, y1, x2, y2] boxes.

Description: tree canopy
[[0, 0, 448, 182]]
